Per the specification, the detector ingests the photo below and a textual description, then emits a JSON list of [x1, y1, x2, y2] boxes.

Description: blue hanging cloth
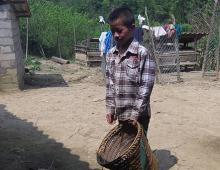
[[175, 24, 182, 38], [104, 31, 112, 55]]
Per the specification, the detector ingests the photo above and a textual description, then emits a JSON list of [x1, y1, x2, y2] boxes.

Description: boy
[[105, 7, 155, 133]]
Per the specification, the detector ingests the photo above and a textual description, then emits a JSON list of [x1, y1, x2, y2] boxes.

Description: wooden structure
[[179, 32, 208, 68], [157, 32, 208, 70], [0, 0, 30, 17], [74, 38, 102, 67]]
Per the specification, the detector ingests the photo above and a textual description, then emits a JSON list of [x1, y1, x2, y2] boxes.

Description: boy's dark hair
[[108, 7, 135, 27]]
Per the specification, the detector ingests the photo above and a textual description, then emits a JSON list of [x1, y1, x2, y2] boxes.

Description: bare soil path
[[0, 60, 219, 170]]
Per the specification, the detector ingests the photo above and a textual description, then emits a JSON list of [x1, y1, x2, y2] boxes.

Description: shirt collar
[[112, 39, 139, 56]]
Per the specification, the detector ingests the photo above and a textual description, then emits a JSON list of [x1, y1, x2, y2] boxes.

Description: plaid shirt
[[106, 39, 155, 121]]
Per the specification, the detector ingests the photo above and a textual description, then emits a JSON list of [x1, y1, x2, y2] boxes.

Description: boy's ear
[[130, 24, 135, 30]]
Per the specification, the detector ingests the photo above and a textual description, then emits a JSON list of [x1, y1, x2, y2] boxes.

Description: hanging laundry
[[174, 24, 182, 38], [99, 32, 107, 56], [104, 30, 112, 55], [138, 14, 145, 26], [142, 25, 167, 38], [163, 23, 176, 38]]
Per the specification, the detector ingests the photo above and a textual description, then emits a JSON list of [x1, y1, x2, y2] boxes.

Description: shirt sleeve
[[105, 52, 116, 115], [131, 50, 156, 119]]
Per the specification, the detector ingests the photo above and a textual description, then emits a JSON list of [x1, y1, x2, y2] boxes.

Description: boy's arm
[[105, 53, 115, 116], [131, 50, 156, 120]]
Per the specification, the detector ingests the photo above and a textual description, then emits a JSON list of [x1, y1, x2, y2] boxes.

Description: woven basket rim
[[97, 122, 143, 164], [117, 122, 142, 158]]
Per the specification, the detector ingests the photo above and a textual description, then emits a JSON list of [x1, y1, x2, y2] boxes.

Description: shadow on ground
[[24, 73, 68, 89], [153, 149, 178, 170], [0, 104, 98, 170]]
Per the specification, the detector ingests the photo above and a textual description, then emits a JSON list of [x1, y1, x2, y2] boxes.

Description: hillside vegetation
[[20, 0, 215, 58]]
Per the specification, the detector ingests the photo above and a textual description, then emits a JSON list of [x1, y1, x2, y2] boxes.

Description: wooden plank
[[75, 53, 87, 62], [87, 60, 101, 67], [75, 45, 87, 49], [180, 61, 198, 66], [159, 62, 198, 67], [87, 56, 102, 61], [87, 51, 101, 57], [51, 56, 69, 64], [75, 50, 87, 54], [157, 51, 199, 56]]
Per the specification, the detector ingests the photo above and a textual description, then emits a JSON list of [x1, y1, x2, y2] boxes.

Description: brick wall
[[0, 4, 24, 91]]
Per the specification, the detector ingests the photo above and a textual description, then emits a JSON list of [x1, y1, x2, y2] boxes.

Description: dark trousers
[[101, 54, 106, 77], [138, 115, 150, 134]]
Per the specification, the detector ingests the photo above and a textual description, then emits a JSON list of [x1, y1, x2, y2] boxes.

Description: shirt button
[[115, 87, 119, 94], [118, 94, 123, 98]]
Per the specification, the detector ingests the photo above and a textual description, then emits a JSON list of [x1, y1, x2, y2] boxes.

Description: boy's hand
[[129, 116, 139, 126], [131, 119, 138, 126], [106, 113, 117, 125]]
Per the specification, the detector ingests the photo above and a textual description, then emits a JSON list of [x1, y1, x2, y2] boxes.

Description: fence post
[[174, 35, 181, 82], [25, 17, 29, 60], [216, 24, 220, 80]]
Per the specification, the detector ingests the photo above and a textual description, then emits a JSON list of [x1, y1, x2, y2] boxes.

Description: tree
[[20, 0, 100, 58]]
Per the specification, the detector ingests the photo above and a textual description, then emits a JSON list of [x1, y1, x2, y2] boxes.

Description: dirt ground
[[0, 59, 220, 170]]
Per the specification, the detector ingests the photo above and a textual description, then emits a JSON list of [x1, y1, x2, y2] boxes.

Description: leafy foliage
[[20, 0, 100, 59], [20, 0, 217, 58], [25, 56, 41, 73], [47, 0, 215, 24]]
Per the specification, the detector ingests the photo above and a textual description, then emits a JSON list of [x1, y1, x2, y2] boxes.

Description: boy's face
[[110, 17, 134, 48]]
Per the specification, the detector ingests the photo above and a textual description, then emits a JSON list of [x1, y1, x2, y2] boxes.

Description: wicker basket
[[97, 122, 157, 170]]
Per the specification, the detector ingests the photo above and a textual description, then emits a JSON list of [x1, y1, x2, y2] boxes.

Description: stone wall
[[0, 4, 24, 91]]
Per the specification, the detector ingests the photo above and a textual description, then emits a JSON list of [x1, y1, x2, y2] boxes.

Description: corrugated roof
[[0, 0, 30, 17]]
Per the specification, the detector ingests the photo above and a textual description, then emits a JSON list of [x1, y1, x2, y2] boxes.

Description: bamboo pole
[[174, 35, 181, 82], [25, 17, 29, 60], [216, 24, 220, 80], [73, 24, 76, 46], [144, 7, 160, 83], [57, 20, 62, 58]]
